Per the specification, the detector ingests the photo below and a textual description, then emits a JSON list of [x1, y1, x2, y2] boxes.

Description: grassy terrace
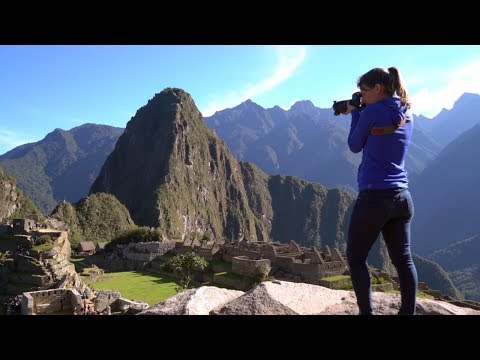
[[83, 270, 181, 306], [385, 289, 434, 299], [321, 275, 350, 282]]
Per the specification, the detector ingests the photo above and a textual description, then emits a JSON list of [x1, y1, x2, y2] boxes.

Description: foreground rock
[[141, 281, 480, 315], [138, 286, 244, 315]]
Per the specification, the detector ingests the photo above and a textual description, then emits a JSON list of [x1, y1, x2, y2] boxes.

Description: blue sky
[[1, 45, 480, 156]]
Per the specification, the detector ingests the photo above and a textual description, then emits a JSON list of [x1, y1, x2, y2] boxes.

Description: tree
[[249, 262, 272, 288], [162, 252, 208, 292]]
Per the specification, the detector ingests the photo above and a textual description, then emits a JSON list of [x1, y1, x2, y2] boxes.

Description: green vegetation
[[106, 227, 163, 251], [51, 193, 136, 247], [371, 277, 388, 285], [430, 236, 480, 302], [0, 166, 43, 222], [214, 271, 245, 280], [9, 191, 44, 221], [69, 256, 89, 274], [31, 241, 55, 252], [321, 275, 350, 282], [449, 264, 480, 302], [0, 125, 123, 214], [413, 253, 463, 300], [162, 252, 209, 292], [320, 275, 353, 290], [249, 262, 272, 288], [385, 289, 433, 299], [0, 251, 12, 265], [82, 270, 179, 305]]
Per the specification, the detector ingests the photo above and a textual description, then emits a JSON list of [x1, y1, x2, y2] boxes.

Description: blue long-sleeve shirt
[[348, 96, 413, 191]]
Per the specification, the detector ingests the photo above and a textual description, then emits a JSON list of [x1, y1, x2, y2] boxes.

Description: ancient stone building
[[12, 218, 36, 235], [21, 288, 83, 315]]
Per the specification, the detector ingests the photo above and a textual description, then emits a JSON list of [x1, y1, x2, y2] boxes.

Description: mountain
[[429, 235, 480, 301], [0, 124, 123, 214], [90, 88, 355, 248], [416, 93, 480, 146], [411, 123, 480, 255], [412, 253, 462, 299], [50, 193, 136, 247], [0, 166, 42, 222], [205, 99, 441, 195], [430, 234, 480, 271]]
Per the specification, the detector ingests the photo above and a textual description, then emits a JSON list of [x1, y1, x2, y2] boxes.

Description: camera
[[332, 91, 364, 116]]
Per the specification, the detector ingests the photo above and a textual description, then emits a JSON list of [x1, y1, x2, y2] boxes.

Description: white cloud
[[280, 99, 300, 110], [201, 46, 307, 116], [410, 59, 480, 118]]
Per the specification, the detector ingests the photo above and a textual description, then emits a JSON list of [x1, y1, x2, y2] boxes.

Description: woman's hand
[[343, 102, 355, 115]]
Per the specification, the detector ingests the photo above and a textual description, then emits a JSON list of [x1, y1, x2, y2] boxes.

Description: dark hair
[[357, 67, 411, 109]]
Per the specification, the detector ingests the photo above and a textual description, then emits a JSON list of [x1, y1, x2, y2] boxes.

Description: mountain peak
[[453, 92, 480, 108], [132, 88, 202, 129], [239, 99, 263, 109], [289, 100, 316, 114], [151, 87, 191, 102], [43, 128, 67, 142]]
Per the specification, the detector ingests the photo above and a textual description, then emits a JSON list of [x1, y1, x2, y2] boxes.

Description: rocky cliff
[[0, 167, 42, 222]]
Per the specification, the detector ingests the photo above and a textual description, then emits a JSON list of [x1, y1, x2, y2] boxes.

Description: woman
[[343, 67, 418, 315]]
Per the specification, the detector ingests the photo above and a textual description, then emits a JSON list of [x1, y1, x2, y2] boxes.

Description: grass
[[69, 256, 89, 273], [385, 289, 433, 299], [214, 271, 245, 280], [31, 242, 54, 252], [321, 275, 350, 282], [82, 270, 181, 306]]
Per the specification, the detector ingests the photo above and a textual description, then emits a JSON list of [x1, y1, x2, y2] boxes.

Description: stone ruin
[[21, 288, 83, 315], [218, 240, 347, 285]]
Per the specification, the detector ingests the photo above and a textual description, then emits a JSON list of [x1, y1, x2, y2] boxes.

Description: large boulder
[[141, 281, 480, 315], [139, 286, 244, 315]]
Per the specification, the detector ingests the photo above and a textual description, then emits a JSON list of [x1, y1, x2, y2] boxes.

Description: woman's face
[[359, 83, 386, 105]]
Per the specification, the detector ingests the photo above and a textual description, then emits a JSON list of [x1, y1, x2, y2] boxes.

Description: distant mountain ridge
[[205, 98, 442, 194], [0, 123, 123, 214], [415, 93, 480, 146], [410, 122, 480, 301], [411, 123, 480, 255]]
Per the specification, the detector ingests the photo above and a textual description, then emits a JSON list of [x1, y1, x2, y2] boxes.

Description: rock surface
[[141, 281, 480, 315], [139, 286, 244, 315]]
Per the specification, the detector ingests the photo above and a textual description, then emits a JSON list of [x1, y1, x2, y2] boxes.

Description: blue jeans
[[347, 188, 418, 315]]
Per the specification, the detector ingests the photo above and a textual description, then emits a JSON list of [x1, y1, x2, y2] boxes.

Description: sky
[[1, 45, 480, 156]]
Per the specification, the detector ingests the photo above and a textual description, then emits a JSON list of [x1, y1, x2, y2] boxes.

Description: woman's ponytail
[[388, 67, 411, 109]]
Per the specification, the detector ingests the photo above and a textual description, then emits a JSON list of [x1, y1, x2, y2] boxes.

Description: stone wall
[[94, 290, 121, 312], [213, 273, 250, 291], [222, 245, 261, 261], [318, 261, 346, 278], [290, 262, 322, 284], [21, 288, 82, 315], [231, 256, 271, 277], [122, 241, 176, 262]]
